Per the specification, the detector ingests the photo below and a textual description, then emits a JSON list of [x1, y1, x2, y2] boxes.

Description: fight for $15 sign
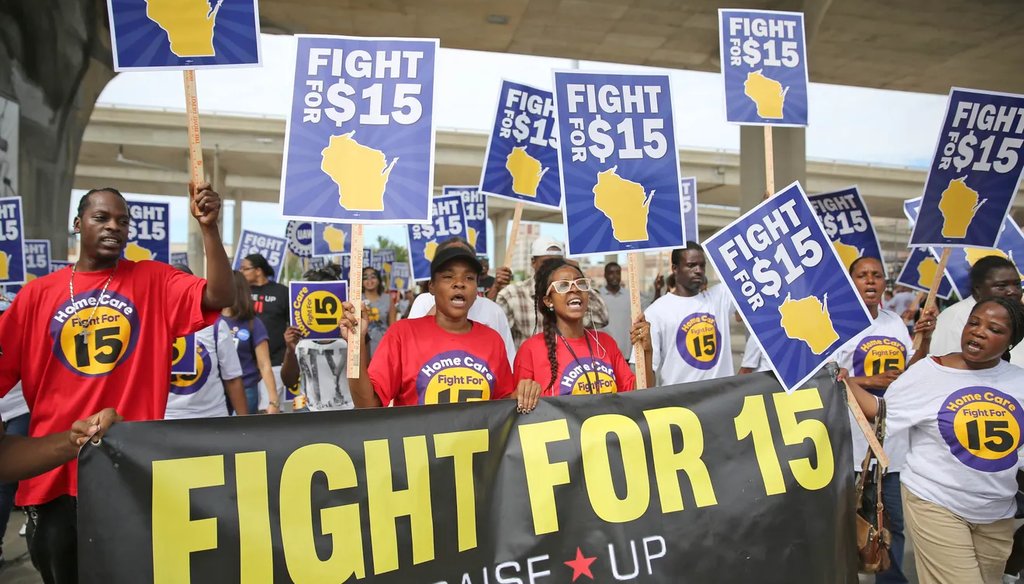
[[312, 222, 352, 257], [719, 9, 808, 126], [480, 80, 562, 210], [681, 177, 699, 244], [553, 72, 685, 256], [289, 281, 348, 340], [232, 230, 287, 279], [895, 247, 954, 300], [24, 240, 51, 280], [0, 197, 25, 285], [807, 187, 884, 271], [390, 262, 412, 291], [704, 182, 872, 390], [124, 201, 170, 263], [911, 88, 1024, 248], [443, 186, 488, 255], [407, 194, 467, 281], [170, 334, 197, 376], [281, 36, 438, 224]]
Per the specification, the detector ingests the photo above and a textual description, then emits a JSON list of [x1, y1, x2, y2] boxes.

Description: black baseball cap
[[430, 245, 483, 276]]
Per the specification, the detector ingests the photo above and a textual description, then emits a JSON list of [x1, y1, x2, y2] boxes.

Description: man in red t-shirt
[[0, 184, 235, 584], [343, 243, 541, 410]]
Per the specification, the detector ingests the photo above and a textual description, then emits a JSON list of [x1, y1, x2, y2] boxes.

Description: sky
[[82, 33, 949, 252]]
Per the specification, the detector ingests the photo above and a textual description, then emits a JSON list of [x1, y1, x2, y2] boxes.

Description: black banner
[[79, 368, 857, 583]]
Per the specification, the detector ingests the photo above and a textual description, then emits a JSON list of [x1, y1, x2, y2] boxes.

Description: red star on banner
[[564, 547, 597, 582]]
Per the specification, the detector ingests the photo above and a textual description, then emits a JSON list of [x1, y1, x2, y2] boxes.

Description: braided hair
[[969, 296, 1024, 362], [534, 258, 584, 392]]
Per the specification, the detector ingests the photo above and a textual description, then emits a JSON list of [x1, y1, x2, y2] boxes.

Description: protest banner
[[285, 220, 314, 259], [407, 194, 467, 282], [170, 334, 197, 376], [807, 186, 884, 270], [704, 182, 872, 391], [0, 197, 25, 285], [895, 247, 954, 300], [390, 261, 412, 291], [170, 251, 188, 267], [79, 367, 856, 584], [910, 88, 1024, 249], [232, 230, 287, 279], [681, 177, 699, 244], [289, 280, 348, 340], [280, 35, 438, 225], [122, 200, 170, 263], [49, 260, 72, 273], [312, 222, 352, 257], [443, 186, 488, 254], [105, 0, 261, 71]]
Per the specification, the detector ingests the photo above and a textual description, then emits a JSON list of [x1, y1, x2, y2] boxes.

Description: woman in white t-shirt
[[849, 297, 1024, 584]]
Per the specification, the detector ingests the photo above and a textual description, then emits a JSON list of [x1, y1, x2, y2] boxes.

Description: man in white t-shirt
[[637, 243, 736, 384], [166, 320, 247, 419]]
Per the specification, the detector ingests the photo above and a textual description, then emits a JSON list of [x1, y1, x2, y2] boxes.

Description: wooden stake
[[913, 247, 951, 351], [183, 70, 204, 214], [627, 253, 648, 389], [845, 381, 890, 468], [502, 203, 524, 269], [763, 125, 775, 198], [347, 224, 365, 378]]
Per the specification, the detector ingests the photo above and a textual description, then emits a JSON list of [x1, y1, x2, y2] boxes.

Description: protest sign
[[808, 186, 884, 270], [553, 71, 684, 256], [443, 186, 488, 254], [911, 88, 1024, 248], [49, 260, 72, 273], [123, 200, 170, 263], [80, 367, 856, 584], [169, 252, 188, 267], [280, 35, 438, 224], [407, 194, 467, 281], [369, 250, 383, 271], [339, 248, 372, 274], [23, 239, 50, 281], [896, 248, 954, 300], [289, 280, 347, 340], [232, 230, 287, 279], [941, 218, 1024, 298], [704, 182, 872, 390], [681, 177, 699, 244], [480, 80, 561, 210], [285, 220, 313, 258], [390, 261, 412, 290], [0, 197, 25, 285], [312, 222, 351, 257], [105, 0, 261, 71], [375, 248, 397, 285], [170, 334, 197, 376], [718, 9, 808, 126]]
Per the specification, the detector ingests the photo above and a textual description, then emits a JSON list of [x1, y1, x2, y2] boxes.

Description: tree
[[375, 235, 409, 263]]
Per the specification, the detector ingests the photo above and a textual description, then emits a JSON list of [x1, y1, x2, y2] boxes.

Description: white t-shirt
[[295, 338, 354, 412], [408, 292, 516, 366], [884, 291, 917, 317], [740, 335, 771, 372], [833, 309, 913, 469], [932, 296, 1024, 365], [886, 357, 1024, 524], [0, 382, 28, 421], [638, 286, 735, 384], [166, 321, 243, 420]]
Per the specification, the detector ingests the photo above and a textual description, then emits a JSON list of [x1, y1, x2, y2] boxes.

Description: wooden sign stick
[[913, 247, 951, 351], [763, 125, 775, 199], [183, 71, 205, 216], [502, 202, 524, 269], [346, 224, 365, 377], [627, 252, 648, 389], [844, 381, 890, 468]]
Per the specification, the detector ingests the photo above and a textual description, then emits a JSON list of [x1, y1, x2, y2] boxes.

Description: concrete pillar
[[490, 209, 513, 268], [233, 190, 243, 249], [739, 126, 806, 212]]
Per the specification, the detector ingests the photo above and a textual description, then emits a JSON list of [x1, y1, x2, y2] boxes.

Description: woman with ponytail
[[513, 258, 654, 396]]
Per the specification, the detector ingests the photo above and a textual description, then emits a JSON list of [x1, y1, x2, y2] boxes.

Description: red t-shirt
[[369, 317, 513, 406], [514, 331, 635, 396], [0, 260, 217, 505]]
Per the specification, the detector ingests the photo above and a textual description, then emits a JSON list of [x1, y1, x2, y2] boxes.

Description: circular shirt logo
[[49, 290, 141, 377], [937, 387, 1024, 472], [293, 289, 343, 336], [170, 341, 212, 395], [675, 312, 721, 369], [416, 350, 495, 404], [557, 357, 618, 395], [234, 326, 251, 342], [853, 335, 907, 380], [286, 220, 313, 258]]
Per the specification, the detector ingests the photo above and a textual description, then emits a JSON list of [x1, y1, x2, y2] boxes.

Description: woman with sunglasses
[[514, 258, 654, 396]]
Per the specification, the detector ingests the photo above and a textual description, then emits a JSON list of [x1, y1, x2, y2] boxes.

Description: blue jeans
[[876, 471, 907, 584], [244, 385, 260, 415], [0, 413, 29, 547]]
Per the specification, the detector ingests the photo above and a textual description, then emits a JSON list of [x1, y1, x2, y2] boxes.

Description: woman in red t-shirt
[[515, 258, 654, 396]]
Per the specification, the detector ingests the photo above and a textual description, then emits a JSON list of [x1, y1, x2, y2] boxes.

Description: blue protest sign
[[171, 334, 197, 375], [407, 194, 467, 281], [23, 240, 50, 281], [0, 197, 25, 285], [896, 247, 954, 300], [281, 36, 438, 224], [285, 220, 313, 258], [233, 229, 287, 279], [49, 260, 72, 273], [340, 249, 371, 275], [553, 71, 684, 256], [442, 186, 488, 254], [105, 0, 261, 71], [480, 80, 561, 210], [681, 177, 699, 244], [943, 219, 1024, 298], [374, 248, 396, 285], [911, 88, 1024, 248], [312, 222, 351, 257], [289, 281, 348, 340], [170, 252, 188, 267], [808, 187, 884, 271], [123, 200, 170, 263], [704, 182, 872, 391], [369, 250, 384, 271], [390, 262, 412, 291], [719, 9, 808, 126]]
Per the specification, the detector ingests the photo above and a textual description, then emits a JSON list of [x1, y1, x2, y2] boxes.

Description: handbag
[[855, 398, 892, 574]]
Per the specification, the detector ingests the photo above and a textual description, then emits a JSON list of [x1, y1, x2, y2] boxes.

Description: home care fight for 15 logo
[[49, 290, 140, 377], [559, 357, 618, 395], [853, 336, 907, 378], [676, 313, 721, 369], [416, 350, 495, 404], [938, 386, 1024, 472], [170, 340, 213, 395]]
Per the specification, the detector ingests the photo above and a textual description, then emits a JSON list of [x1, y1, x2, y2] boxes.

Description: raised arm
[[191, 182, 235, 311]]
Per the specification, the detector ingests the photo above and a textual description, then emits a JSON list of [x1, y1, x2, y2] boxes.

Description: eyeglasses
[[547, 278, 591, 294]]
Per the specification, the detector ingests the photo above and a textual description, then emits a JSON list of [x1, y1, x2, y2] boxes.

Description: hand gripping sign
[[0, 197, 25, 285], [552, 71, 685, 256], [718, 9, 808, 126], [280, 35, 438, 224], [443, 186, 488, 254], [123, 201, 170, 263], [407, 194, 467, 281], [911, 88, 1024, 248], [289, 281, 348, 340], [704, 182, 872, 391], [807, 186, 884, 271], [232, 229, 287, 279]]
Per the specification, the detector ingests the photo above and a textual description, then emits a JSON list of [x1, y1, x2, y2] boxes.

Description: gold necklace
[[69, 261, 118, 340]]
